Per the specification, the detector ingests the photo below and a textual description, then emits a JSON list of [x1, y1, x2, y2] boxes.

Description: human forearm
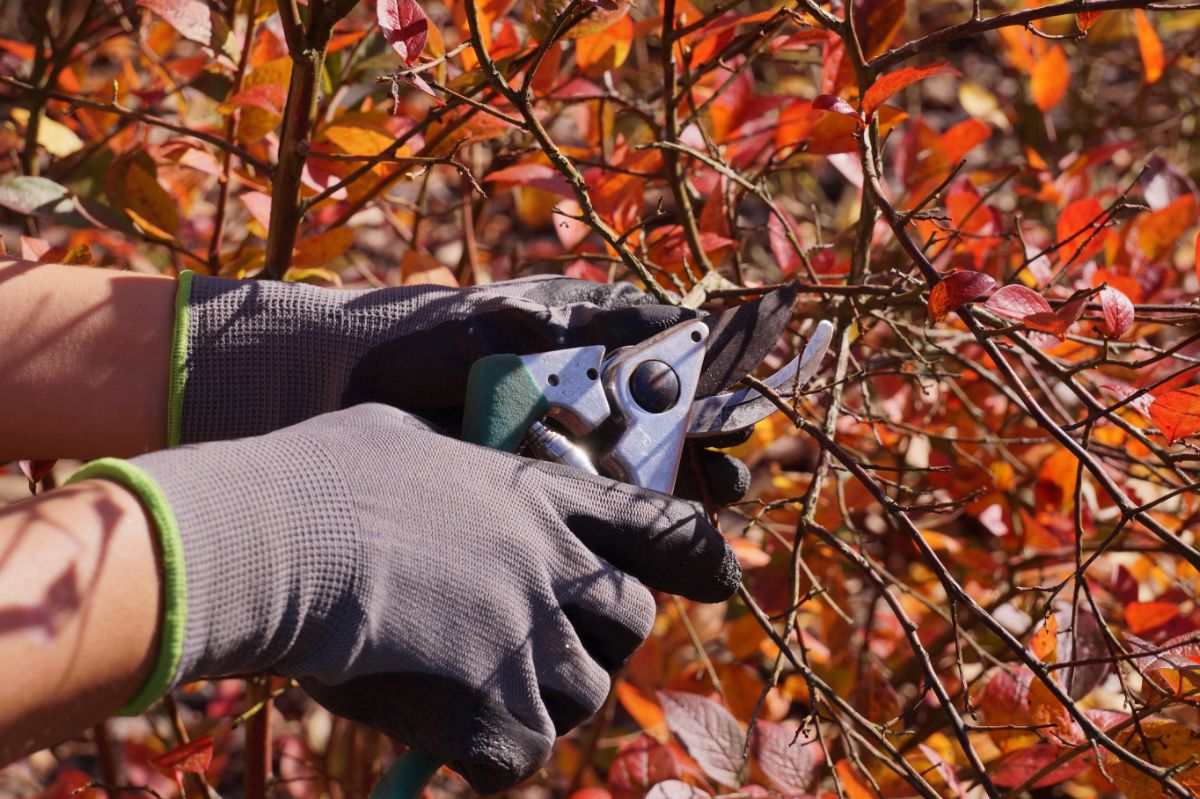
[[0, 261, 175, 459], [0, 479, 160, 764]]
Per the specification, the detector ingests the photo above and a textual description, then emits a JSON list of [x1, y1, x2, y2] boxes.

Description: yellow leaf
[[324, 124, 394, 157], [292, 227, 354, 268], [238, 56, 292, 144], [1106, 719, 1200, 798], [10, 108, 83, 157], [284, 266, 343, 286], [119, 161, 180, 238], [401, 249, 458, 286]]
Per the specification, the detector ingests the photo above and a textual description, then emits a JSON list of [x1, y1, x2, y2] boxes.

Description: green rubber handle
[[461, 353, 551, 451], [372, 354, 551, 799]]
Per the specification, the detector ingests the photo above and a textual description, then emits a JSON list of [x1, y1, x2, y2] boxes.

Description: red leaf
[[1056, 197, 1108, 266], [985, 284, 1053, 321], [658, 691, 745, 787], [1024, 295, 1087, 339], [989, 744, 1092, 788], [484, 163, 573, 198], [927, 270, 996, 322], [861, 62, 957, 118], [941, 118, 991, 164], [1076, 10, 1103, 31], [609, 734, 681, 799], [1149, 386, 1200, 443], [378, 0, 429, 64], [768, 209, 805, 276], [1125, 632, 1200, 695], [1137, 194, 1197, 261], [1098, 285, 1134, 338], [812, 93, 860, 122], [152, 735, 213, 777], [1127, 601, 1180, 635], [227, 83, 287, 115], [750, 721, 818, 794]]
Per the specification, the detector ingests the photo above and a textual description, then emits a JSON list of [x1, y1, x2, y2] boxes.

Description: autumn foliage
[[5, 0, 1200, 797]]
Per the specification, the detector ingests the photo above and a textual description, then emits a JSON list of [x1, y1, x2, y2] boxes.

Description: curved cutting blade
[[696, 283, 799, 398]]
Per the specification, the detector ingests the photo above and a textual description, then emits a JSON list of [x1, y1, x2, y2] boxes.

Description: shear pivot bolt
[[629, 360, 680, 413]]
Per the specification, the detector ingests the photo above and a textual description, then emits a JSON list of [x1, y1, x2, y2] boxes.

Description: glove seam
[[67, 458, 188, 715], [166, 270, 194, 448]]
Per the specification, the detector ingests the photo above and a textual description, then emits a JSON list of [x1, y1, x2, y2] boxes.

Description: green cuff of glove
[[166, 270, 194, 448], [67, 458, 188, 715]]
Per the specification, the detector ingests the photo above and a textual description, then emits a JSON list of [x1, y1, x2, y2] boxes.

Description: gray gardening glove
[[170, 272, 749, 502], [71, 404, 740, 793]]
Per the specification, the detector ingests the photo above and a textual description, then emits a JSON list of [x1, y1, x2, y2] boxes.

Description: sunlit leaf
[[1126, 601, 1180, 635], [1136, 194, 1196, 261], [1149, 386, 1200, 443], [292, 227, 355, 269], [861, 61, 957, 118], [927, 270, 995, 322], [1105, 719, 1200, 798], [1056, 197, 1108, 265], [0, 175, 72, 218], [576, 14, 633, 74], [1098, 285, 1134, 338], [379, 0, 429, 64], [1134, 9, 1164, 84], [1031, 45, 1069, 112]]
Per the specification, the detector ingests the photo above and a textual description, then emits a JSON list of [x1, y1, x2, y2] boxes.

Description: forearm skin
[[0, 261, 175, 460]]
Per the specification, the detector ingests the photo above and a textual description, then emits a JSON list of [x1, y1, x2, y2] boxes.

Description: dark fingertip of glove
[[675, 447, 752, 506], [698, 425, 755, 450], [562, 604, 647, 672], [553, 473, 742, 603]]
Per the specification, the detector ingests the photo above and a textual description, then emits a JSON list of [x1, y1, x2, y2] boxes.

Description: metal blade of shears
[[695, 283, 799, 398], [687, 319, 834, 438]]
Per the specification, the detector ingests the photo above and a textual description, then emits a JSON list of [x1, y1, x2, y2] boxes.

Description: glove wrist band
[[66, 459, 189, 715], [166, 270, 194, 448]]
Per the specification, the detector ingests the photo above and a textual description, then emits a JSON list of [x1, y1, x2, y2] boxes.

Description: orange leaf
[[615, 681, 667, 738], [1137, 194, 1197, 261], [1126, 601, 1180, 635], [1031, 45, 1069, 112], [851, 0, 906, 59], [861, 61, 957, 118], [292, 227, 354, 268], [1106, 719, 1200, 798], [1149, 386, 1200, 443], [1031, 615, 1059, 663], [1134, 9, 1164, 84], [576, 14, 633, 74], [927, 270, 996, 322], [152, 735, 213, 777]]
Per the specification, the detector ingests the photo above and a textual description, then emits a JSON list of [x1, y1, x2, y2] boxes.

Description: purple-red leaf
[[812, 94, 861, 122], [750, 721, 818, 794], [378, 0, 429, 64], [927, 270, 995, 322], [658, 691, 745, 787], [644, 781, 709, 799], [137, 0, 215, 48], [1098, 285, 1134, 338]]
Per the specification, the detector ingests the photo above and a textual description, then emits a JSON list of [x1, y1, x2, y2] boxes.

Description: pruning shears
[[371, 286, 834, 799]]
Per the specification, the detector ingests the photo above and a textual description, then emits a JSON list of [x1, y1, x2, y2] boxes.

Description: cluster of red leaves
[[5, 0, 1200, 797]]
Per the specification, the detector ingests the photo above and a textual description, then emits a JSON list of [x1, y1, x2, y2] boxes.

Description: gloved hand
[[72, 404, 740, 792], [170, 272, 749, 502]]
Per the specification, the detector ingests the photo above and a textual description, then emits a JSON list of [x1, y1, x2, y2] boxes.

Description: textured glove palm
[[83, 404, 740, 792]]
